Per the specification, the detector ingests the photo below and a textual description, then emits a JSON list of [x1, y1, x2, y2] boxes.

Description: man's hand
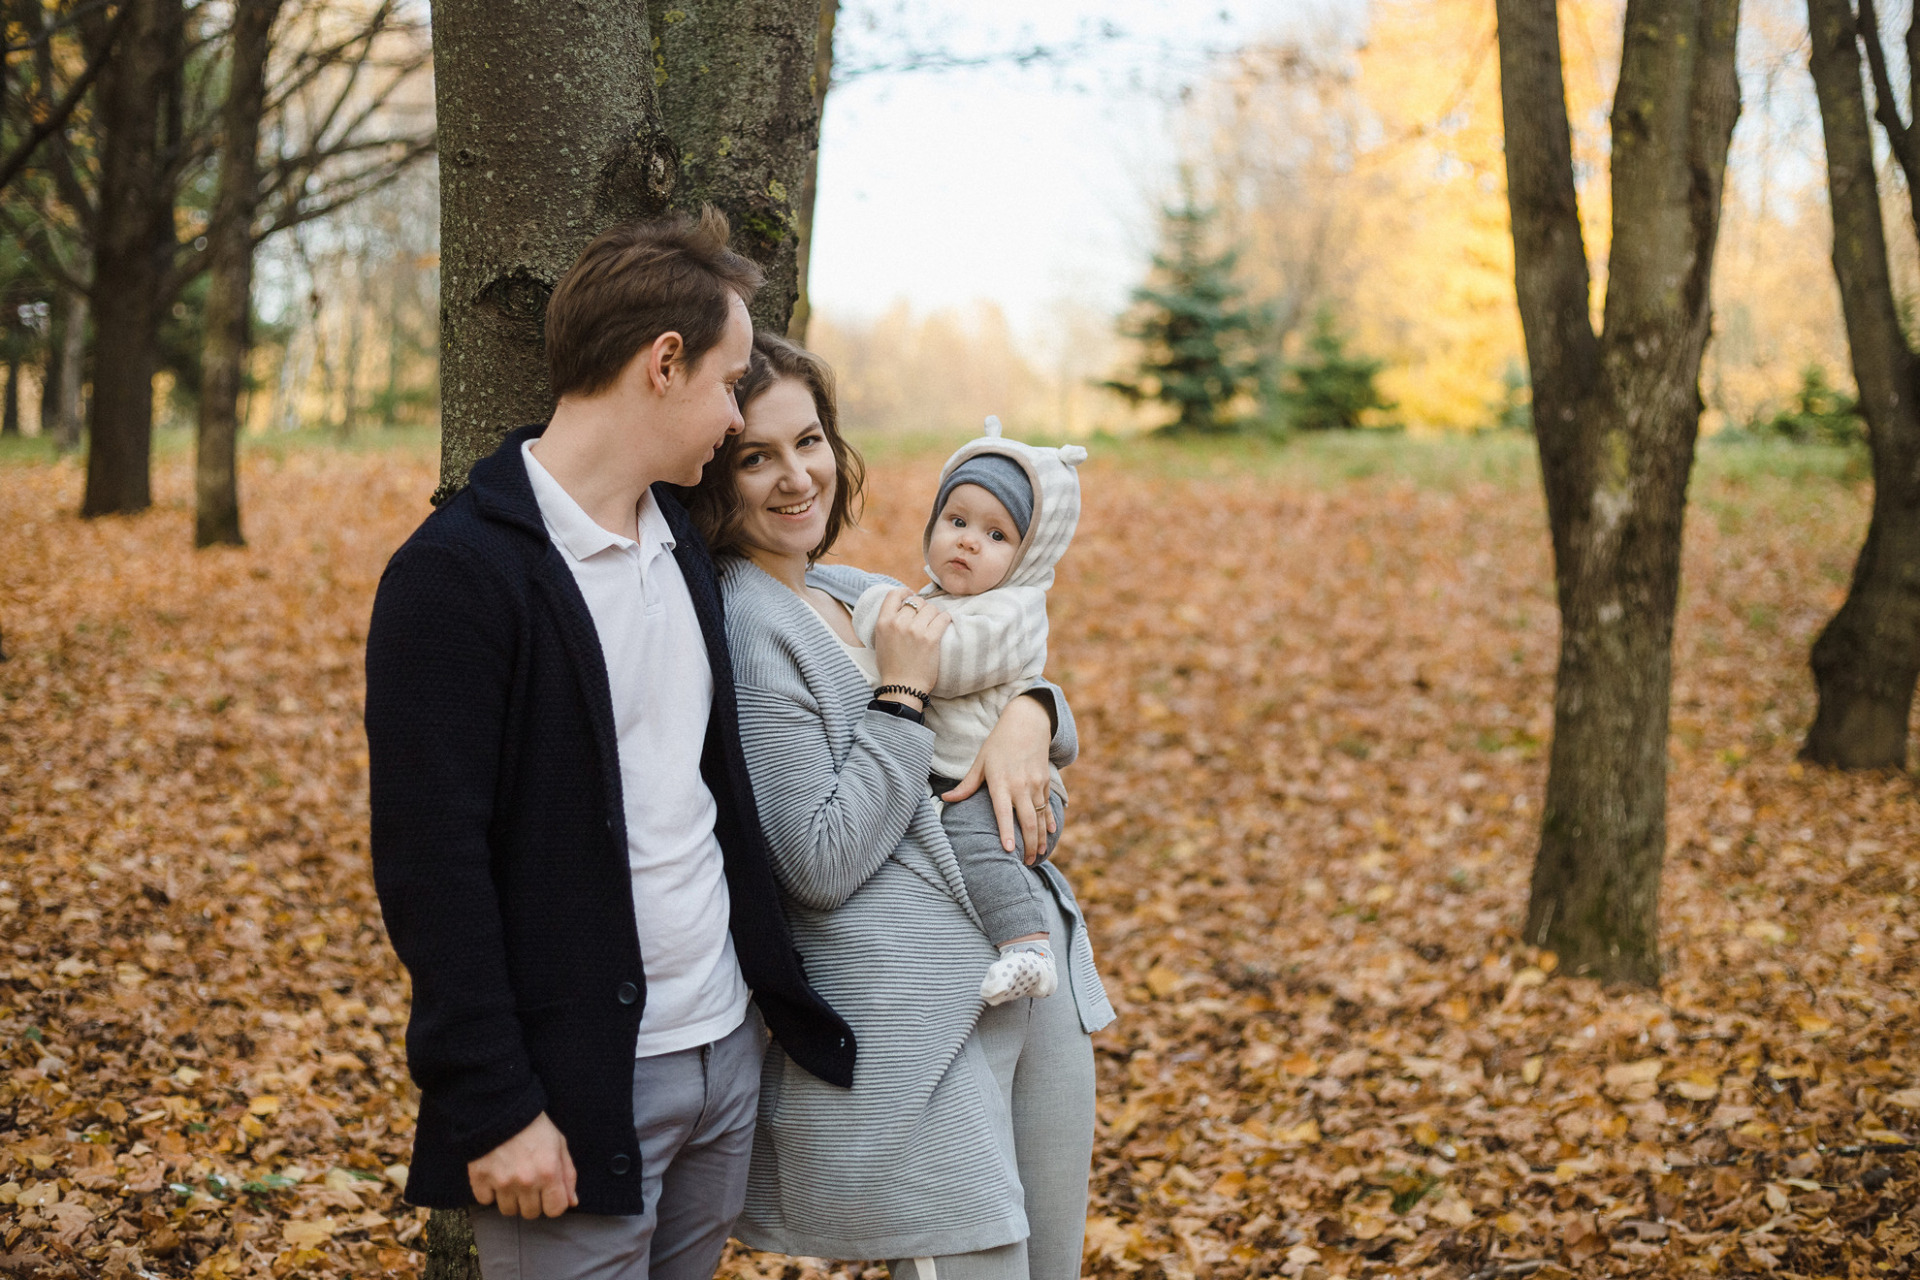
[[468, 1112, 578, 1219], [942, 693, 1055, 862]]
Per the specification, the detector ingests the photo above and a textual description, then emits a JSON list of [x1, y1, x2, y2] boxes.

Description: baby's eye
[[989, 530, 1006, 542], [949, 516, 966, 528]]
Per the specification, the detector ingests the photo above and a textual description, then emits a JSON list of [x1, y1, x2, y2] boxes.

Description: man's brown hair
[[685, 332, 865, 563], [545, 205, 764, 399]]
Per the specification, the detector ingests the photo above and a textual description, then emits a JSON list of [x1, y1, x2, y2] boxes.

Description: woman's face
[[732, 376, 838, 561]]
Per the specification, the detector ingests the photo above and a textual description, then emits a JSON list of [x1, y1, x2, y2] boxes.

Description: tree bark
[[423, 1, 825, 1261], [432, 0, 678, 499], [54, 288, 86, 452], [1801, 0, 1920, 770], [2, 354, 19, 436], [788, 0, 837, 345], [422, 1201, 482, 1280], [1497, 0, 1741, 984], [82, 0, 183, 518], [649, 0, 823, 334], [426, 0, 680, 1260], [195, 0, 285, 549]]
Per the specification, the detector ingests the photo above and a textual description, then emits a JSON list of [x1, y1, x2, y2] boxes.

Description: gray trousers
[[472, 1013, 766, 1280], [936, 781, 1063, 945], [888, 887, 1096, 1280]]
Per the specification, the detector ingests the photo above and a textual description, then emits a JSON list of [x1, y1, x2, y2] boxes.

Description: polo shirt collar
[[521, 440, 677, 563]]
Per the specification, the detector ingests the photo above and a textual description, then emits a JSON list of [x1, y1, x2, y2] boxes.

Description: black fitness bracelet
[[867, 697, 926, 725]]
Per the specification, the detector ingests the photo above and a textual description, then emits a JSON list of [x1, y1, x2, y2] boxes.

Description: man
[[365, 208, 853, 1280]]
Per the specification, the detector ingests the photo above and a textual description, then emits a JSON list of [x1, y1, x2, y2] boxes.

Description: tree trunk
[[648, 0, 823, 334], [1800, 0, 1920, 770], [432, 0, 678, 499], [2, 355, 18, 436], [82, 0, 182, 518], [788, 0, 837, 345], [54, 289, 87, 452], [1497, 0, 1741, 984], [426, 0, 682, 1259], [422, 0, 825, 1258], [340, 272, 362, 437], [195, 0, 284, 549]]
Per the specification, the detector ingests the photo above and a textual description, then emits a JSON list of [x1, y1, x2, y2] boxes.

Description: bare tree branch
[[0, 198, 91, 293], [254, 134, 431, 238], [1855, 0, 1915, 175], [836, 36, 1110, 80], [1, 0, 117, 56], [0, 2, 129, 194]]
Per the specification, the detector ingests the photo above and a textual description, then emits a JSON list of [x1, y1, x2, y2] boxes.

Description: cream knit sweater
[[853, 417, 1086, 787]]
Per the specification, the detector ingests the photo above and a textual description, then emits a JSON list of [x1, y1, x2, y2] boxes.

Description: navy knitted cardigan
[[364, 424, 853, 1214]]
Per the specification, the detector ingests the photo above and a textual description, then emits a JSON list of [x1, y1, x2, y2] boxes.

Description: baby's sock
[[980, 940, 1057, 1005]]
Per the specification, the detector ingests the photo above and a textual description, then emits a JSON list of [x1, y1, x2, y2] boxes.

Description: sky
[[805, 0, 1329, 339]]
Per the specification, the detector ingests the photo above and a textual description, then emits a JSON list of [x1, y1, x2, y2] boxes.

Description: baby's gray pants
[[934, 781, 1062, 945]]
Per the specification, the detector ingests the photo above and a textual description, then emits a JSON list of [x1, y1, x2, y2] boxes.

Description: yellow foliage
[[1190, 0, 1849, 433]]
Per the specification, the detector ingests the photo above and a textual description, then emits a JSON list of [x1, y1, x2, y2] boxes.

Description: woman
[[684, 333, 1114, 1280]]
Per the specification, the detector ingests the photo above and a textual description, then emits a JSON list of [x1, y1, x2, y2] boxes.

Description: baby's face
[[929, 483, 1023, 596]]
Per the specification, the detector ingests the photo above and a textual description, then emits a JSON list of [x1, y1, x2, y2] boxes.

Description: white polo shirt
[[522, 441, 750, 1057]]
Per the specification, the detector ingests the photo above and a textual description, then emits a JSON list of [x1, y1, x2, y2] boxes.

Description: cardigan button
[[616, 982, 639, 1005], [609, 1154, 631, 1175]]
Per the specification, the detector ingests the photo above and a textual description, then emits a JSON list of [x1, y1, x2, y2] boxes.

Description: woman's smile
[[732, 376, 839, 565]]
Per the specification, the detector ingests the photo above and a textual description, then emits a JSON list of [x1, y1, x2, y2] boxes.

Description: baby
[[854, 416, 1087, 1006]]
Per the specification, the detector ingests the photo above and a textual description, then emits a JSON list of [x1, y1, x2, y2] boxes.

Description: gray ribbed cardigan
[[723, 558, 1110, 1260]]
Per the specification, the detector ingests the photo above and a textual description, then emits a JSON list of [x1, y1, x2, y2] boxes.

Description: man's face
[[654, 292, 754, 486]]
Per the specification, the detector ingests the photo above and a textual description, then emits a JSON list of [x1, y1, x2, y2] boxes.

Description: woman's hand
[[941, 693, 1054, 861], [871, 587, 950, 702]]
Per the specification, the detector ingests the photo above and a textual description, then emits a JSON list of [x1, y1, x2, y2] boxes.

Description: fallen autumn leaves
[[1, 438, 1914, 1279]]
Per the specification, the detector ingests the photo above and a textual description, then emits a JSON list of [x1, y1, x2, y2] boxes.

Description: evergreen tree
[[1104, 197, 1264, 434], [1754, 363, 1864, 447], [1279, 309, 1392, 431]]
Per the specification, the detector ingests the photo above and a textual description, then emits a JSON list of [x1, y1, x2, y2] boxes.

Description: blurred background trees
[[0, 0, 433, 533], [0, 0, 1867, 495]]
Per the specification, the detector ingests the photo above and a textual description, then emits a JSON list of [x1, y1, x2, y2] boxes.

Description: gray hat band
[[935, 452, 1033, 538]]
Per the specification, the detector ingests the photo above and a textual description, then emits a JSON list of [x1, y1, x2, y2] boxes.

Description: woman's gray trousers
[[888, 886, 1097, 1280]]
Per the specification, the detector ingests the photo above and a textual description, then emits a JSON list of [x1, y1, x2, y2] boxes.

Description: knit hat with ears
[[934, 452, 1033, 538], [922, 416, 1088, 596]]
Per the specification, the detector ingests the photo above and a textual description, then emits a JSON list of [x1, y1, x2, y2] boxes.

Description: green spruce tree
[[1105, 196, 1263, 434], [1279, 309, 1392, 431], [1754, 363, 1864, 447]]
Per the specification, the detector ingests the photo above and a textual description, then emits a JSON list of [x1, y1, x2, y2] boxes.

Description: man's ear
[[644, 331, 685, 394]]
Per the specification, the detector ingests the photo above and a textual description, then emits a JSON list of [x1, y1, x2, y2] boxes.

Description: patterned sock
[[980, 940, 1057, 1005]]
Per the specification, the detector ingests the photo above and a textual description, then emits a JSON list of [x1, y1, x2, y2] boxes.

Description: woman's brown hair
[[685, 331, 865, 562]]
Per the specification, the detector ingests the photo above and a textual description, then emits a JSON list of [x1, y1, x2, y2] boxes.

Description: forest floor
[[0, 431, 1913, 1279]]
